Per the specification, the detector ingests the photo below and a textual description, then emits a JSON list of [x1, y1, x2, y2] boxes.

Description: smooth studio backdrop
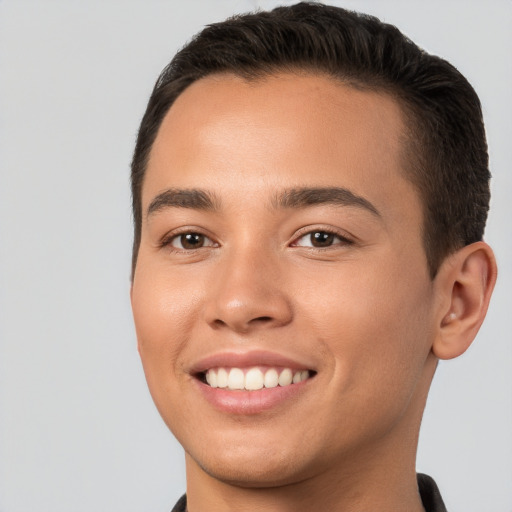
[[1, 1, 511, 511]]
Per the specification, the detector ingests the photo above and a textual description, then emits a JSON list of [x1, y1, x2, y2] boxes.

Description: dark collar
[[417, 473, 448, 512], [171, 473, 447, 512]]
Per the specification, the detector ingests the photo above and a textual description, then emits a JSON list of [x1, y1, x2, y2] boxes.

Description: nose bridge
[[204, 240, 293, 332]]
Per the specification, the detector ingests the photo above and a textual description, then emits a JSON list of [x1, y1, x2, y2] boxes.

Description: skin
[[131, 72, 496, 512]]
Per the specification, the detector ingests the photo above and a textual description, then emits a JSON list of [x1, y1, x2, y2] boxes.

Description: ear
[[432, 241, 497, 360]]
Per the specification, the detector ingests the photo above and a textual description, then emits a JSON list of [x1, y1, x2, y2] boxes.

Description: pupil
[[312, 231, 334, 247], [181, 233, 204, 249]]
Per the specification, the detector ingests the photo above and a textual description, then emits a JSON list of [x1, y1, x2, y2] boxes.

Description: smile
[[191, 351, 317, 413], [204, 367, 311, 391]]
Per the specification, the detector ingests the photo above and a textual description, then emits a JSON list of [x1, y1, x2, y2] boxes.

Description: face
[[131, 73, 438, 487]]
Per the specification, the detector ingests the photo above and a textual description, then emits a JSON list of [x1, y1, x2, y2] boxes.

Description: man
[[129, 3, 496, 511]]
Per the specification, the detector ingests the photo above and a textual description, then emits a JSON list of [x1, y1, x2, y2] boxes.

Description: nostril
[[251, 316, 273, 323]]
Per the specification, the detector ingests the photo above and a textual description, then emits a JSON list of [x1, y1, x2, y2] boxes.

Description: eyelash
[[159, 227, 354, 252], [159, 229, 217, 252], [291, 227, 354, 249]]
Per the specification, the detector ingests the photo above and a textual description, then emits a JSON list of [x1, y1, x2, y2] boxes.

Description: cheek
[[131, 264, 205, 429], [296, 257, 433, 398], [131, 260, 200, 372]]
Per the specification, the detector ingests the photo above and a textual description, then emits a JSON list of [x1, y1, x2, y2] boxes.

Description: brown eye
[[293, 230, 350, 248], [310, 231, 335, 247], [171, 233, 213, 250]]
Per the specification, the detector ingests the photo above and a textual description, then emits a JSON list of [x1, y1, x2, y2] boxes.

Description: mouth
[[190, 351, 317, 413], [198, 366, 315, 391]]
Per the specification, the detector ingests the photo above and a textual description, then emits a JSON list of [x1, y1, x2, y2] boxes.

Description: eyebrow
[[274, 187, 380, 217], [146, 186, 380, 218], [147, 188, 220, 217]]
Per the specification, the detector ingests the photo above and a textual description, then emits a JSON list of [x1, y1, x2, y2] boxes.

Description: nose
[[203, 246, 293, 333]]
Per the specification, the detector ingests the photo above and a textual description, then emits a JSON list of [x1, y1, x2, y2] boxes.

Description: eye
[[293, 230, 351, 248], [168, 232, 217, 250]]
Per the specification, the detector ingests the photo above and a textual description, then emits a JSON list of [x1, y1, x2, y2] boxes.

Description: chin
[[197, 456, 304, 488], [185, 434, 317, 488]]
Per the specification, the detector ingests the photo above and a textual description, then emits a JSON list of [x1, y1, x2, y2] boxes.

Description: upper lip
[[189, 350, 316, 375]]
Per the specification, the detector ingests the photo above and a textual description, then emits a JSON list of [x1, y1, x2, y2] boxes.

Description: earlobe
[[432, 242, 497, 360]]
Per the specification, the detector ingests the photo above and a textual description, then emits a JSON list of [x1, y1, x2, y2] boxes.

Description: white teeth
[[206, 370, 218, 388], [217, 368, 228, 388], [293, 370, 310, 383], [205, 366, 311, 391], [264, 368, 279, 388], [244, 368, 264, 390], [278, 368, 293, 386], [228, 368, 245, 390]]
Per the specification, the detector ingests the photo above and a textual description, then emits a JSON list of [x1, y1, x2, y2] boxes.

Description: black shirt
[[170, 473, 447, 511]]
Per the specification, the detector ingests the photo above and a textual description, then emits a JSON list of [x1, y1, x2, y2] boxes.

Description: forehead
[[144, 72, 419, 224]]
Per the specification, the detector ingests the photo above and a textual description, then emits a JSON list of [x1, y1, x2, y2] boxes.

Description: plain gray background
[[0, 1, 511, 511]]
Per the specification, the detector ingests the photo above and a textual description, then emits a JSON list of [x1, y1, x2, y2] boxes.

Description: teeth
[[228, 368, 245, 390], [278, 368, 293, 386], [217, 368, 228, 388], [204, 367, 310, 391], [292, 370, 310, 384], [205, 370, 218, 388], [245, 368, 264, 390], [264, 368, 279, 388]]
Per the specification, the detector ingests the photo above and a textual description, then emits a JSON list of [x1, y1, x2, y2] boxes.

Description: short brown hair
[[131, 2, 490, 278]]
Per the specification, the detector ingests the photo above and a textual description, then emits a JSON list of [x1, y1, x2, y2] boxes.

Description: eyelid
[[157, 225, 354, 251], [290, 226, 355, 248], [159, 227, 219, 251]]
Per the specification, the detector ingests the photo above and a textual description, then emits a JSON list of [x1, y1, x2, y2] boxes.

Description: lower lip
[[195, 378, 311, 415]]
